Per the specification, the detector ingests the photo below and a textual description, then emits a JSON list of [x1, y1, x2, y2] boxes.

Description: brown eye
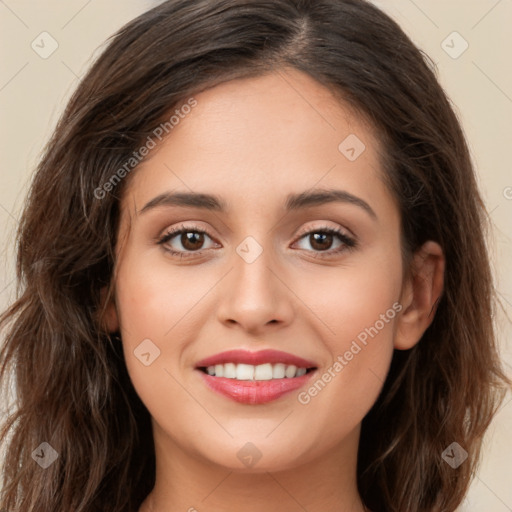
[[293, 226, 356, 256], [179, 231, 205, 251], [308, 232, 335, 251], [157, 224, 218, 258]]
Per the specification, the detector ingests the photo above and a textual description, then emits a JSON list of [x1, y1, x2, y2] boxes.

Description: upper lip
[[195, 349, 317, 369]]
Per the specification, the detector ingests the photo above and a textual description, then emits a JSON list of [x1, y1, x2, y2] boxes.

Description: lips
[[195, 349, 318, 405], [195, 349, 317, 368]]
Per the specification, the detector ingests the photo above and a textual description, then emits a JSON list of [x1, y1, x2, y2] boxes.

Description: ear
[[394, 240, 445, 350], [98, 285, 120, 333]]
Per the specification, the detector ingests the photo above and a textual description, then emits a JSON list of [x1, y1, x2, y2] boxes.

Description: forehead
[[123, 68, 391, 217]]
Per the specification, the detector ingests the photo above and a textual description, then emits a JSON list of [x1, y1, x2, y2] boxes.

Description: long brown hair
[[1, 1, 510, 510]]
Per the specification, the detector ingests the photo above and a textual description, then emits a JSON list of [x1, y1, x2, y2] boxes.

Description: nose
[[216, 243, 294, 336]]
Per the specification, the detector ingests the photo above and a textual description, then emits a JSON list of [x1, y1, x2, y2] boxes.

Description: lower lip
[[196, 370, 316, 404]]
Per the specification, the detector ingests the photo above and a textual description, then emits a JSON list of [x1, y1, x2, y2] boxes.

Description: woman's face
[[110, 68, 409, 471]]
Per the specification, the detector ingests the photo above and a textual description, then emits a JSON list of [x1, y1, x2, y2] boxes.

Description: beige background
[[0, 1, 510, 509]]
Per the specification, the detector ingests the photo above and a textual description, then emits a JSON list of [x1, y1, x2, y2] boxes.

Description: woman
[[0, 0, 509, 511]]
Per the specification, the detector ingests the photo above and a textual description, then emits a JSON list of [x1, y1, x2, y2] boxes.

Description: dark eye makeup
[[156, 222, 357, 260]]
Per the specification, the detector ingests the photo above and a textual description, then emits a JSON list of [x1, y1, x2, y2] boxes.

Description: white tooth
[[285, 364, 297, 378], [236, 363, 254, 380], [254, 363, 273, 381], [207, 362, 307, 379], [224, 362, 237, 379], [272, 363, 286, 379]]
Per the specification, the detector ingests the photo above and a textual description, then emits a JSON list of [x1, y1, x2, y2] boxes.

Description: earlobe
[[98, 285, 120, 333], [394, 240, 445, 350]]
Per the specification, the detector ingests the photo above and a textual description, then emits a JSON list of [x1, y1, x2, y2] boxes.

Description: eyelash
[[157, 223, 357, 260]]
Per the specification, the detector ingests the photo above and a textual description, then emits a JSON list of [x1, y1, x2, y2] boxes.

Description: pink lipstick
[[195, 349, 317, 405]]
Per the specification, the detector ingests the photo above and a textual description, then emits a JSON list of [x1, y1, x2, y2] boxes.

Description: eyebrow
[[139, 188, 377, 219]]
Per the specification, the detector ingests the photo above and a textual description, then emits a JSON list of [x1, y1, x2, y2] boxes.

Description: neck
[[139, 423, 367, 512]]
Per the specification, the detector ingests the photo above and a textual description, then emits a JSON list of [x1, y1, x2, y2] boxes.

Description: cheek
[[295, 332, 394, 460], [293, 249, 402, 351], [113, 256, 187, 401], [114, 252, 208, 340], [113, 252, 224, 420], [292, 254, 401, 429], [295, 306, 397, 454], [113, 233, 403, 461]]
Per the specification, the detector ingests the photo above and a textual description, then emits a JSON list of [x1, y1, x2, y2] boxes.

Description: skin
[[103, 67, 444, 512]]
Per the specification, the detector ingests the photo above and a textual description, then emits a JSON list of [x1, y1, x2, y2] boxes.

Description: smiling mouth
[[198, 362, 317, 381]]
